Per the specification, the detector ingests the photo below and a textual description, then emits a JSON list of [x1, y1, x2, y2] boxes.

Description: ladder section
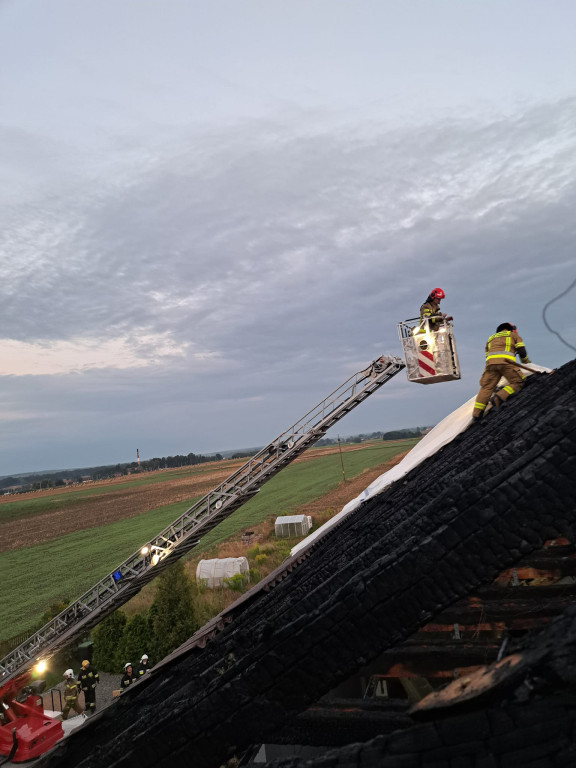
[[0, 355, 404, 680]]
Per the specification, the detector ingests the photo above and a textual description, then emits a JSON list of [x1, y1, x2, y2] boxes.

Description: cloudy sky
[[1, 0, 575, 475]]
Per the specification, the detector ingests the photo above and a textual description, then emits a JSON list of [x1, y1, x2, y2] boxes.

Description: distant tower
[[137, 448, 140, 468]]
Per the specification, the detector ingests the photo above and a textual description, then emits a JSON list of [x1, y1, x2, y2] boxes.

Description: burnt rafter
[[38, 358, 576, 768], [424, 583, 576, 625], [260, 603, 576, 767], [271, 698, 413, 747]]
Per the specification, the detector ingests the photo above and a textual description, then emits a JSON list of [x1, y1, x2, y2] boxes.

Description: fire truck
[[0, 672, 63, 763]]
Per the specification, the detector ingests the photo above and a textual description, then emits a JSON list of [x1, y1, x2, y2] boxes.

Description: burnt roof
[[38, 359, 576, 768]]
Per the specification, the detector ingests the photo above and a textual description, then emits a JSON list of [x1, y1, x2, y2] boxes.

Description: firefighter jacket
[[419, 301, 444, 329], [484, 330, 528, 365], [137, 661, 150, 677], [78, 664, 99, 692], [121, 672, 135, 689], [64, 677, 80, 702]]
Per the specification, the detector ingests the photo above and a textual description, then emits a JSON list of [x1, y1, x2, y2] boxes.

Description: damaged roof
[[38, 358, 576, 768]]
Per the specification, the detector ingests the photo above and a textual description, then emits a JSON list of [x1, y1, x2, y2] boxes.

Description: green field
[[0, 440, 417, 643]]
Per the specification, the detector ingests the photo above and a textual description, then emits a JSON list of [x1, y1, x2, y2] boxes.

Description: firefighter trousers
[[473, 362, 524, 419], [83, 687, 97, 713], [62, 698, 83, 719]]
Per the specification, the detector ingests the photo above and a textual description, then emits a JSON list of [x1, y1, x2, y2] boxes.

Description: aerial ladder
[[0, 354, 405, 683]]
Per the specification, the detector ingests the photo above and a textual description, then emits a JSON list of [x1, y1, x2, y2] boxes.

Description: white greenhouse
[[195, 557, 250, 588], [274, 514, 313, 538]]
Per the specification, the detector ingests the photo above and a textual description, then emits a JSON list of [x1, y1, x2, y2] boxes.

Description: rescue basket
[[397, 317, 461, 384]]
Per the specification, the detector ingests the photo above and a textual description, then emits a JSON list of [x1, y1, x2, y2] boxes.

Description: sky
[[1, 0, 576, 475]]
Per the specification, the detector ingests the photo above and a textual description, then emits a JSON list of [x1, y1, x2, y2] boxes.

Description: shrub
[[115, 612, 152, 670], [246, 545, 261, 559], [222, 574, 247, 592]]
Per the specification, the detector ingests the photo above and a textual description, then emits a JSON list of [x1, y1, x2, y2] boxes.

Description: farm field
[[0, 462, 246, 549], [0, 439, 418, 643]]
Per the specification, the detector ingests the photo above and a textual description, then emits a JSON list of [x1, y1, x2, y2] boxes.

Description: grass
[[0, 440, 417, 643], [196, 439, 419, 550]]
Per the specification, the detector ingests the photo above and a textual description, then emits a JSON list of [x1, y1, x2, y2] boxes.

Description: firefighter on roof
[[420, 288, 453, 331], [473, 323, 531, 420], [78, 659, 99, 714]]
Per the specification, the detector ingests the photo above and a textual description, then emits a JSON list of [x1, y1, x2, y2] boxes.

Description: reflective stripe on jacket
[[64, 678, 80, 702], [78, 665, 99, 690], [121, 673, 135, 689], [420, 301, 442, 325], [485, 330, 527, 364]]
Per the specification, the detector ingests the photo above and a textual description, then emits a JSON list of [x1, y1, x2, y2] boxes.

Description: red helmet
[[429, 288, 445, 300]]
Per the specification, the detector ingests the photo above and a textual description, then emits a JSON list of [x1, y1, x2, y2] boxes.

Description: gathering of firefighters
[[58, 653, 152, 720], [121, 654, 152, 690]]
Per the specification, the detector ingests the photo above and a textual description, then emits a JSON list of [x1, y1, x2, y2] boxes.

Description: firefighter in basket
[[419, 288, 453, 331]]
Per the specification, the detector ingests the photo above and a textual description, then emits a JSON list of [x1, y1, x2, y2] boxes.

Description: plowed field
[[0, 444, 389, 553]]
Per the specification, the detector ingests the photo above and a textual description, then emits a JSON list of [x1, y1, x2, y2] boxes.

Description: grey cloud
[[1, 101, 576, 472]]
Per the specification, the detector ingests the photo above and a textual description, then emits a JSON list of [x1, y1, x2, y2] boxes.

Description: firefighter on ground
[[473, 323, 531, 420], [121, 662, 136, 690], [137, 654, 151, 677], [78, 659, 99, 714], [62, 669, 84, 720], [419, 288, 453, 330]]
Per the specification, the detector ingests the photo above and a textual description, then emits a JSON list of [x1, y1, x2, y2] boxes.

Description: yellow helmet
[[82, 660, 90, 667]]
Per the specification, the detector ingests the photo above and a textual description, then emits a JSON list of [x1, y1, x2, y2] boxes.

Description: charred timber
[[258, 602, 576, 767], [271, 698, 413, 747], [38, 359, 576, 768]]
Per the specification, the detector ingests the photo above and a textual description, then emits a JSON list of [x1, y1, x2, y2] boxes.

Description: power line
[[542, 276, 576, 353]]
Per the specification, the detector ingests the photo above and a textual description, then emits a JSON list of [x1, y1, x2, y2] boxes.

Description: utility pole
[[337, 434, 346, 483]]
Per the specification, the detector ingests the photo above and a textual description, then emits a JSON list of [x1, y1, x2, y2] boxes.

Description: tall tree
[[150, 560, 196, 662], [92, 611, 127, 672], [115, 612, 153, 670]]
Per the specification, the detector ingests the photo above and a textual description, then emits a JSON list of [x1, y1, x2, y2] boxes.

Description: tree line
[[0, 452, 224, 493], [315, 427, 429, 447]]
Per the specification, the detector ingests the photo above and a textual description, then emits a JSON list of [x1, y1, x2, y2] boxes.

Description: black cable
[[542, 277, 576, 353]]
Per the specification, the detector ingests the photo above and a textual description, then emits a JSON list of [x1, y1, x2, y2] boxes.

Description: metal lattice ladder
[[0, 355, 405, 681]]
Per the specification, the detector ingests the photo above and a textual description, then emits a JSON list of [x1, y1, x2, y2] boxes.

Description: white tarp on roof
[[291, 365, 550, 557]]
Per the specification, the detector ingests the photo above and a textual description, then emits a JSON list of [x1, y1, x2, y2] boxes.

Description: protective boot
[[490, 393, 504, 409]]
